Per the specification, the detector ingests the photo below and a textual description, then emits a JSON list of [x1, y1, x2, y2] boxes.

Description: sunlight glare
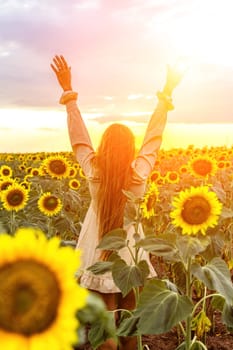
[[169, 0, 233, 67], [0, 109, 66, 129]]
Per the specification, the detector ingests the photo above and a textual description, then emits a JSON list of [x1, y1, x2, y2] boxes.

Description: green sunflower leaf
[[134, 279, 193, 334], [192, 257, 233, 304], [137, 234, 178, 259], [87, 261, 114, 275], [176, 235, 211, 264], [112, 259, 150, 297], [96, 228, 127, 250]]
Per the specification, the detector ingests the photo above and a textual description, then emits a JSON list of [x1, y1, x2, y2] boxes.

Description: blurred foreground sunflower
[[170, 186, 222, 235], [0, 227, 88, 350]]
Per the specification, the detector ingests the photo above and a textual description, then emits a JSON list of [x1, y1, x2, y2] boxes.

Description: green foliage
[[0, 152, 90, 240], [133, 279, 193, 335], [77, 293, 117, 349], [96, 228, 127, 250], [112, 259, 150, 297], [88, 193, 233, 349], [1, 146, 233, 350], [191, 258, 233, 304]]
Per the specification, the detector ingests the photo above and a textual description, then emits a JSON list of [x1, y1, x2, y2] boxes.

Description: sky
[[0, 0, 233, 152]]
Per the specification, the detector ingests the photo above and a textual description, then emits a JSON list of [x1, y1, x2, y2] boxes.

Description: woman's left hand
[[50, 55, 73, 91]]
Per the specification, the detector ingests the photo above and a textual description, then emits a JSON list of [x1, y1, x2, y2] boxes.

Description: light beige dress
[[66, 99, 168, 293]]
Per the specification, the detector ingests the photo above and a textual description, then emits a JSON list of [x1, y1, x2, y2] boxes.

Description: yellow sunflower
[[148, 170, 161, 183], [69, 166, 78, 178], [156, 176, 165, 186], [179, 165, 188, 174], [69, 179, 81, 190], [18, 154, 25, 161], [188, 155, 217, 178], [217, 161, 226, 169], [19, 164, 26, 171], [1, 183, 29, 212], [141, 182, 159, 219], [0, 227, 87, 350], [20, 181, 31, 190], [38, 192, 62, 217], [165, 171, 180, 184], [26, 166, 33, 174], [6, 154, 14, 161], [79, 168, 86, 179], [0, 165, 13, 177], [170, 186, 222, 235], [225, 161, 231, 168], [30, 167, 41, 177], [42, 155, 71, 179], [0, 178, 15, 192]]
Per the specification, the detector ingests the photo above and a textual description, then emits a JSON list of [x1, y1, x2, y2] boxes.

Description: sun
[[169, 0, 233, 67], [148, 0, 233, 68]]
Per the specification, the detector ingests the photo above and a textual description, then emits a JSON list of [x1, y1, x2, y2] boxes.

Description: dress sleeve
[[132, 100, 168, 182], [66, 100, 95, 176]]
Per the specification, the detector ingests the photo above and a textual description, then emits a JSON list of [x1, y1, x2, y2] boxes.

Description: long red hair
[[94, 123, 135, 259]]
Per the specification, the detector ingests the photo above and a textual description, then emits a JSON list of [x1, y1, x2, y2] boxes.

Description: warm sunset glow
[[1, 0, 233, 153], [1, 107, 232, 153], [0, 109, 66, 129], [169, 0, 233, 67]]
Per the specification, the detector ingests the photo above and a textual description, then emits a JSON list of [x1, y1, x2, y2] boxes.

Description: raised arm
[[50, 55, 95, 174], [134, 64, 183, 180]]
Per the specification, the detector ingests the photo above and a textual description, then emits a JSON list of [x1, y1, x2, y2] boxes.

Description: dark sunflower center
[[71, 181, 79, 188], [181, 195, 211, 225], [169, 172, 178, 181], [151, 173, 159, 181], [0, 182, 12, 191], [49, 160, 66, 175], [44, 196, 58, 211], [218, 162, 225, 168], [7, 190, 24, 206], [2, 169, 10, 176], [192, 159, 212, 176], [0, 260, 60, 335]]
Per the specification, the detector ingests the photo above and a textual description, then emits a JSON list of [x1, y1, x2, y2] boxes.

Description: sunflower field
[[0, 145, 233, 350], [0, 152, 90, 241], [0, 145, 233, 251]]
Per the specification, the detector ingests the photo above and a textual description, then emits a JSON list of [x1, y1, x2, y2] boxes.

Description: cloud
[[0, 0, 232, 124]]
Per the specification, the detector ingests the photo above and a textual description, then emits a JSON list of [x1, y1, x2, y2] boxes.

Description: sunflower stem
[[185, 256, 192, 350], [10, 210, 16, 235], [134, 206, 143, 350], [47, 217, 54, 238]]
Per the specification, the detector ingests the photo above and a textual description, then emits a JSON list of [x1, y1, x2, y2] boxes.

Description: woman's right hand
[[50, 55, 73, 91], [163, 62, 186, 96]]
